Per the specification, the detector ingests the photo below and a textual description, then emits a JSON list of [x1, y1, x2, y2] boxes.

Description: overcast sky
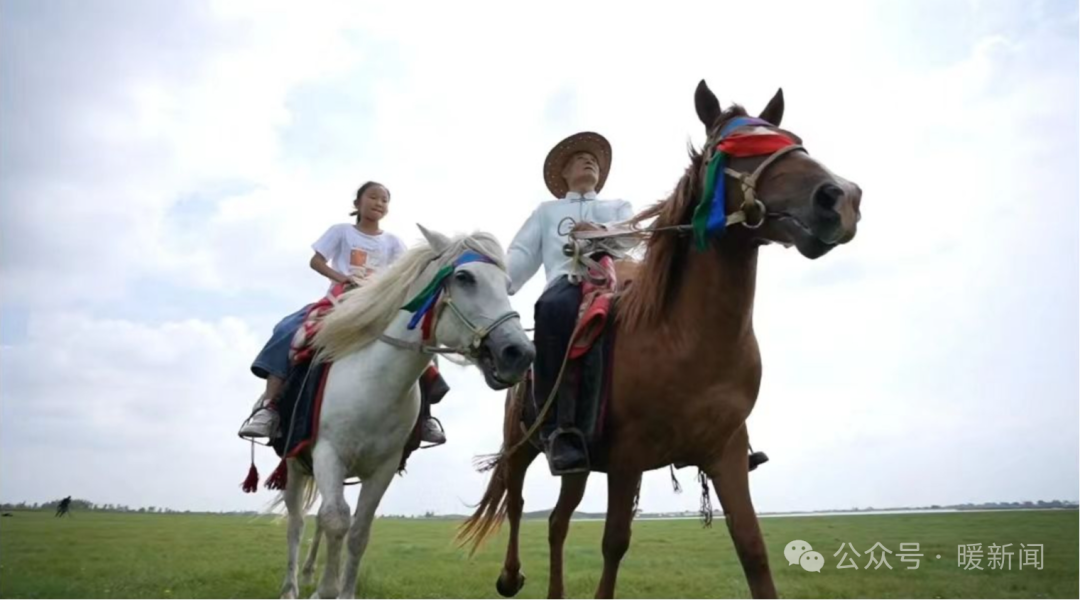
[[1, 0, 1077, 517]]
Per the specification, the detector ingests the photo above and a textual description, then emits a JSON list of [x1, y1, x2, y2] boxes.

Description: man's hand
[[572, 222, 602, 233]]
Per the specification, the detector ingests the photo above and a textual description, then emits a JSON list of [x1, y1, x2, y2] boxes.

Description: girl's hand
[[348, 274, 368, 287]]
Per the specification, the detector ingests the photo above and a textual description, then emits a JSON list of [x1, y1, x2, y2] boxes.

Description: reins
[[564, 116, 806, 249]]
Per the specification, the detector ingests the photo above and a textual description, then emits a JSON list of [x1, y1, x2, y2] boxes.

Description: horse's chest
[[318, 365, 421, 475], [609, 358, 759, 468]]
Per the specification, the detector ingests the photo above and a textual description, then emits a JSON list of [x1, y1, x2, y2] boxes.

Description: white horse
[[276, 226, 534, 599]]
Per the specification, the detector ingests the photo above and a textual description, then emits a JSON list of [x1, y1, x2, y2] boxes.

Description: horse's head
[[694, 80, 861, 258], [417, 225, 535, 390]]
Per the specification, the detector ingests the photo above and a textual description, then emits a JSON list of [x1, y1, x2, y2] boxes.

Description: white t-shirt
[[311, 224, 408, 288]]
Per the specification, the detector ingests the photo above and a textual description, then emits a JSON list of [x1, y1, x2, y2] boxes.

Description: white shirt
[[311, 224, 407, 290], [506, 191, 634, 295]]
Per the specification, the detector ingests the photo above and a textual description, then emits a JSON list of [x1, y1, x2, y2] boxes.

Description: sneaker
[[239, 396, 280, 439], [420, 417, 446, 445]]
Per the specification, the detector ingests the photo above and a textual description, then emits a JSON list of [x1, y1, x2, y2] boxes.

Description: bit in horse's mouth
[[770, 212, 838, 248], [478, 345, 511, 388]]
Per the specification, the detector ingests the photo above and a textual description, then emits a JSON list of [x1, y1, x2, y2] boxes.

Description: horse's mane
[[313, 231, 506, 362], [618, 105, 748, 330]]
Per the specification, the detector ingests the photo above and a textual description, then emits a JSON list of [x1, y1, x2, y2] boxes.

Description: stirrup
[[748, 450, 769, 472], [546, 427, 590, 475], [237, 430, 276, 447], [237, 402, 278, 446], [418, 416, 447, 449]]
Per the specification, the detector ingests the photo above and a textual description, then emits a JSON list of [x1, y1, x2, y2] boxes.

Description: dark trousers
[[533, 276, 583, 431]]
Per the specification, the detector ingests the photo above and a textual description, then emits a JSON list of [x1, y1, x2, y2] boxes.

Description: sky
[[1, 0, 1077, 517]]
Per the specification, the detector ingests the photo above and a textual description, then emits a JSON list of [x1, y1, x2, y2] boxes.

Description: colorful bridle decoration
[[691, 116, 805, 249]]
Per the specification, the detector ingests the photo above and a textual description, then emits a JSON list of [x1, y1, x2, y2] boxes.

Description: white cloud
[[0, 313, 280, 512]]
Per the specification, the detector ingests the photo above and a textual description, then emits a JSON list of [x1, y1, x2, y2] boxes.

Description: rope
[[562, 220, 692, 243], [492, 317, 583, 461]]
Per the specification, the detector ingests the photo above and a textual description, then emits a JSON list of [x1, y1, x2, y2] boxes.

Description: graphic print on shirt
[[312, 223, 405, 291], [349, 248, 369, 278], [349, 246, 383, 281]]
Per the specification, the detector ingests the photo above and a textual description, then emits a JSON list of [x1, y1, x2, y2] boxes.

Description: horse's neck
[[331, 313, 432, 397], [671, 242, 759, 346], [380, 313, 438, 376]]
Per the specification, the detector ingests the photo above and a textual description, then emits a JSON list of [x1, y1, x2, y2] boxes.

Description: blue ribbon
[[719, 116, 769, 138], [705, 152, 728, 235], [407, 288, 442, 330], [701, 116, 773, 241]]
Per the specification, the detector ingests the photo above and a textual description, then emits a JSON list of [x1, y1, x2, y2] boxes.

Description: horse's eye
[[454, 270, 475, 285]]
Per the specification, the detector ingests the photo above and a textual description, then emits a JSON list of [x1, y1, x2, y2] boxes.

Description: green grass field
[[0, 510, 1075, 598]]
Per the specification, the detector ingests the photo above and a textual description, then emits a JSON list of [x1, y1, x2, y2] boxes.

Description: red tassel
[[241, 442, 259, 493], [241, 464, 259, 493], [264, 459, 288, 491]]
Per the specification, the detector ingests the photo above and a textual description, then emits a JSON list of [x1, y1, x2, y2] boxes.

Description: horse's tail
[[456, 385, 525, 556], [298, 474, 319, 513], [267, 460, 320, 516]]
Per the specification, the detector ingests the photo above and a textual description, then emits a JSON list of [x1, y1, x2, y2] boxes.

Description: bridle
[[691, 115, 807, 248], [566, 115, 808, 250], [378, 250, 521, 358]]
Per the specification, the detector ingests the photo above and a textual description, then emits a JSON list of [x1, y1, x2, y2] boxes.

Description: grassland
[[0, 509, 1076, 598]]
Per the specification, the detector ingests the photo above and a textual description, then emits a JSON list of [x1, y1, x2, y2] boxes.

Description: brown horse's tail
[[456, 385, 525, 556]]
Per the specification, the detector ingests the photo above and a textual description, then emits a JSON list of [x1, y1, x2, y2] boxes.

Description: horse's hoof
[[496, 570, 526, 597], [300, 571, 315, 587]]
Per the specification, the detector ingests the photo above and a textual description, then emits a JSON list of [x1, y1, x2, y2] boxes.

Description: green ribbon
[[402, 265, 453, 312], [691, 150, 726, 250]]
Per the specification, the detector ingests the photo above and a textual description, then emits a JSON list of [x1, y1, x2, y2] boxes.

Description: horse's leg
[[338, 461, 397, 599], [280, 460, 308, 599], [312, 448, 349, 599], [594, 470, 641, 599], [707, 424, 776, 599], [301, 519, 322, 586], [546, 472, 589, 599], [497, 443, 540, 598]]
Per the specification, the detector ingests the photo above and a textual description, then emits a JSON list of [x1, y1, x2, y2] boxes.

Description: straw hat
[[542, 131, 612, 199]]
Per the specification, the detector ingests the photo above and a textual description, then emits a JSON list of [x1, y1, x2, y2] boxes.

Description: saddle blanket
[[266, 281, 449, 485], [290, 280, 351, 366]]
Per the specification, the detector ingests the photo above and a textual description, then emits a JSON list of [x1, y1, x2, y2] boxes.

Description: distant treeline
[[512, 500, 1080, 521], [0, 498, 257, 516], [756, 499, 1080, 515], [2, 499, 1076, 519]]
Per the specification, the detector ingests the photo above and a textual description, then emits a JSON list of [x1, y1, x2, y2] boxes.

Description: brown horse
[[459, 80, 862, 599]]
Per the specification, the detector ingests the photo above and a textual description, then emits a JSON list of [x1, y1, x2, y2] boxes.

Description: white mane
[[312, 231, 506, 362]]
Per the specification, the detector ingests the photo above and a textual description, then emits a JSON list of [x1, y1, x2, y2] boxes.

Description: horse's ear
[[758, 88, 784, 126], [417, 223, 451, 253], [694, 79, 722, 130]]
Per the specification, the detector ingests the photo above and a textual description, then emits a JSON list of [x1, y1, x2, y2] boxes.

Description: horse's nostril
[[814, 183, 843, 211], [501, 343, 535, 369], [502, 345, 523, 363]]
